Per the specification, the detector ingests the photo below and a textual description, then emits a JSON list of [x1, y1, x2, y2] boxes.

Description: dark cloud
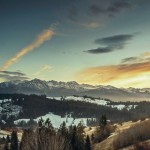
[[121, 57, 138, 63], [107, 1, 131, 16], [67, 0, 149, 28], [95, 34, 134, 45], [0, 71, 26, 76], [85, 34, 135, 54], [84, 47, 114, 54], [89, 1, 131, 16], [0, 71, 29, 81]]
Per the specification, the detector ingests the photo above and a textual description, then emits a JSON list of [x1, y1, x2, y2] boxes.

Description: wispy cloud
[[34, 65, 53, 76], [121, 51, 150, 64], [84, 34, 135, 54], [77, 52, 150, 87], [0, 28, 54, 71], [0, 71, 26, 76], [0, 71, 29, 81], [81, 22, 102, 28], [121, 57, 138, 63]]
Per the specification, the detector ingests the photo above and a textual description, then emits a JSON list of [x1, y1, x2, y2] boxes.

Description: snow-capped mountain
[[0, 79, 150, 101]]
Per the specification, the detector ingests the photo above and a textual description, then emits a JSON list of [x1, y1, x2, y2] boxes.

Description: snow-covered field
[[47, 96, 137, 110], [14, 112, 90, 128]]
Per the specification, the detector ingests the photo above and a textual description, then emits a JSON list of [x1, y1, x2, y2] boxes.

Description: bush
[[92, 125, 116, 143]]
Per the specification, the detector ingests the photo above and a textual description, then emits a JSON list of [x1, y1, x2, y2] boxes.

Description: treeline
[[1, 94, 150, 126], [0, 94, 133, 123], [3, 119, 92, 150]]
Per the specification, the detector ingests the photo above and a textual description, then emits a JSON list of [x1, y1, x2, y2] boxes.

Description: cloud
[[77, 61, 150, 87], [95, 34, 134, 45], [0, 71, 26, 76], [0, 71, 29, 81], [66, 0, 150, 28], [0, 28, 54, 71], [84, 34, 135, 54], [67, 0, 135, 28], [81, 22, 101, 28], [121, 57, 139, 63], [34, 65, 53, 76], [89, 1, 131, 16], [77, 52, 150, 87], [121, 51, 150, 64], [84, 47, 114, 54], [68, 4, 105, 28]]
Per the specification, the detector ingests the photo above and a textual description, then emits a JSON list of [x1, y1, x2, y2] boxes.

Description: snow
[[14, 119, 30, 124], [0, 130, 10, 139], [110, 105, 126, 110], [110, 104, 137, 110], [47, 96, 137, 110], [0, 134, 7, 139], [0, 99, 12, 103], [47, 96, 109, 106], [47, 96, 62, 101], [14, 113, 89, 128]]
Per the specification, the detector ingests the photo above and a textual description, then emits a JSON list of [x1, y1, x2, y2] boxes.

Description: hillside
[[1, 94, 150, 128], [93, 119, 150, 150]]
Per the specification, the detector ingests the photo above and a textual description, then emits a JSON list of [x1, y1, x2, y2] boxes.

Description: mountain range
[[0, 79, 150, 101]]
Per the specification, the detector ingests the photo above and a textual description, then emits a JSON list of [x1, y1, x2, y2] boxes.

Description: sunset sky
[[0, 0, 150, 88]]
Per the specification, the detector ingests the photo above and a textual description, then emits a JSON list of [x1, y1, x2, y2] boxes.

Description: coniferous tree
[[6, 135, 10, 142], [70, 126, 78, 150], [85, 135, 91, 150], [45, 118, 53, 129], [76, 121, 85, 150], [4, 141, 9, 150], [99, 115, 107, 130], [10, 131, 18, 150], [58, 121, 68, 137], [38, 117, 44, 127], [91, 133, 95, 143]]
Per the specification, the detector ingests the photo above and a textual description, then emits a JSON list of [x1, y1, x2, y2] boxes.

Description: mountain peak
[[0, 79, 150, 101]]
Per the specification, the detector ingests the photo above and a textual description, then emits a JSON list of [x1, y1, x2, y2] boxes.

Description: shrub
[[93, 125, 116, 143]]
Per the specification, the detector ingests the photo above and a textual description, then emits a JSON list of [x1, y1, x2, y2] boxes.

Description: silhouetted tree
[[85, 135, 91, 150], [38, 117, 44, 127], [10, 131, 18, 150], [99, 115, 107, 130], [58, 121, 68, 137], [4, 141, 9, 150]]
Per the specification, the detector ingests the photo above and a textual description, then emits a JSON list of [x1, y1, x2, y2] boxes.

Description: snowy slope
[[14, 113, 89, 128], [47, 96, 137, 110]]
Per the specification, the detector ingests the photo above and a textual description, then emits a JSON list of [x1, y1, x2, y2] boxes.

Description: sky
[[0, 0, 150, 88]]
